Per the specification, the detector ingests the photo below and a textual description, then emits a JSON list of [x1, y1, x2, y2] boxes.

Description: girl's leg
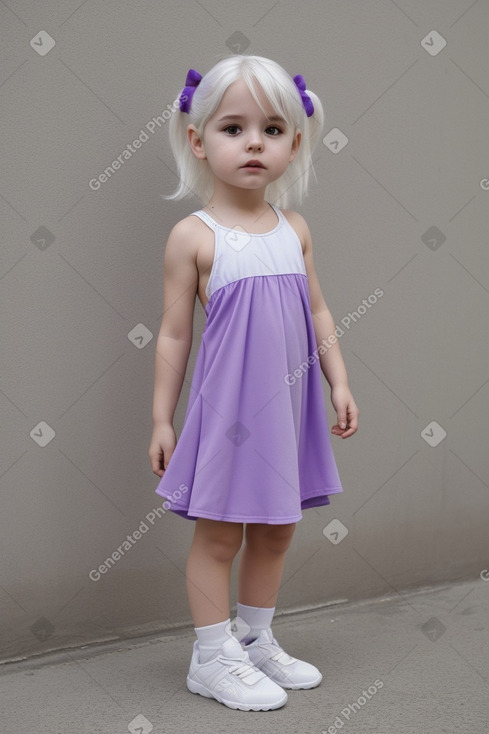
[[186, 518, 243, 628], [185, 521, 289, 710], [236, 523, 322, 690], [237, 523, 296, 608]]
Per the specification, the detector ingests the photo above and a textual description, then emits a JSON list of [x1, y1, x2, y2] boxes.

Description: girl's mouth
[[242, 160, 265, 169]]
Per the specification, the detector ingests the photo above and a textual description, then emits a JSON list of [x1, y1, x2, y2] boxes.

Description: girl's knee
[[194, 519, 243, 562], [246, 523, 296, 555]]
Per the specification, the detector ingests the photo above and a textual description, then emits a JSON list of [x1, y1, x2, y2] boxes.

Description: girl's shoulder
[[166, 212, 213, 247], [280, 208, 308, 230], [164, 213, 213, 267], [279, 208, 311, 248], [170, 212, 211, 237]]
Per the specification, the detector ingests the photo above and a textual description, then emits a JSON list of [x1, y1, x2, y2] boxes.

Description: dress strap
[[190, 210, 218, 231], [192, 203, 282, 230]]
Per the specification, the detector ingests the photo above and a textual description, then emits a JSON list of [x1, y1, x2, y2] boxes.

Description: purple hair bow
[[179, 69, 202, 113], [293, 74, 314, 117]]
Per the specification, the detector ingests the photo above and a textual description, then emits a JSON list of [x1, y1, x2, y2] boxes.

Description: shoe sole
[[269, 673, 323, 690], [186, 676, 288, 711]]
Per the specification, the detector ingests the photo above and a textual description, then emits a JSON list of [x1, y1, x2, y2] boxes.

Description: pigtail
[[269, 85, 324, 209], [163, 100, 198, 201], [303, 88, 324, 159]]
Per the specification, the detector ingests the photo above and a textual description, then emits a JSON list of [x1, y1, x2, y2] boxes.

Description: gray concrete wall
[[1, 1, 488, 662]]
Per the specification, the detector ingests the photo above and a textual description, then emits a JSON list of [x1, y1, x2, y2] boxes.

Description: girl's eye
[[222, 125, 283, 136]]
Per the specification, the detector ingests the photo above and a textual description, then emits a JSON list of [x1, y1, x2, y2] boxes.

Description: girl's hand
[[330, 384, 359, 439], [148, 423, 177, 477]]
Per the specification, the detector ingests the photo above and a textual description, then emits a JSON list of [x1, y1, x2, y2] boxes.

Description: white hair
[[164, 55, 324, 209]]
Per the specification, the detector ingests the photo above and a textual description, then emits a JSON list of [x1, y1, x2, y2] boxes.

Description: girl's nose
[[245, 135, 264, 152]]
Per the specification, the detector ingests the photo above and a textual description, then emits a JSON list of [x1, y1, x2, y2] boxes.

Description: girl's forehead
[[215, 77, 276, 117]]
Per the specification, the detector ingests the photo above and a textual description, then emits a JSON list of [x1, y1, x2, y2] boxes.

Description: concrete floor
[[1, 577, 488, 734]]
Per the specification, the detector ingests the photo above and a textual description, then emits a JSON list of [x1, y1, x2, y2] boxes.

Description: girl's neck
[[205, 181, 270, 220]]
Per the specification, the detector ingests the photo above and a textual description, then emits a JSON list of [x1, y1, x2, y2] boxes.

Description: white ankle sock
[[195, 618, 231, 663], [236, 602, 275, 644]]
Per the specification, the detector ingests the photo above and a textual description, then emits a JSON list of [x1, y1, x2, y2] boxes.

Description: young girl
[[148, 55, 358, 711]]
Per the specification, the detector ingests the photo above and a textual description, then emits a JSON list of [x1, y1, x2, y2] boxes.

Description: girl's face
[[188, 77, 301, 194]]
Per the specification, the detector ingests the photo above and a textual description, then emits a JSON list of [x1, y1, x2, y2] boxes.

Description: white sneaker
[[186, 635, 288, 711], [243, 628, 323, 690]]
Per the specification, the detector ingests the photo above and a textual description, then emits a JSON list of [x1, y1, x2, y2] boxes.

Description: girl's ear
[[289, 129, 302, 162], [187, 124, 206, 159]]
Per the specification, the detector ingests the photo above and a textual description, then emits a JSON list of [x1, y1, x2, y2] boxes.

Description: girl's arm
[[285, 211, 359, 439], [149, 218, 200, 475]]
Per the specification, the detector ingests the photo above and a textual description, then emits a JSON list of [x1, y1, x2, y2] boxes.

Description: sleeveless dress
[[154, 204, 343, 523]]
